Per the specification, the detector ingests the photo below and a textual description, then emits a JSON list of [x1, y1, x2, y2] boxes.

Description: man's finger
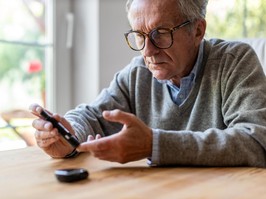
[[77, 141, 101, 152], [103, 109, 135, 126], [32, 118, 53, 131], [77, 137, 110, 152]]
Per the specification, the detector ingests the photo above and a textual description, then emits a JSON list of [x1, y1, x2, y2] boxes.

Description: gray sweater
[[65, 39, 266, 167]]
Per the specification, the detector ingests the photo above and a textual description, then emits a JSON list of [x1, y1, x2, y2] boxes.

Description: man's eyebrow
[[131, 24, 168, 33]]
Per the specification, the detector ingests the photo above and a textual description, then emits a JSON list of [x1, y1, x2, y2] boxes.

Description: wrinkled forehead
[[128, 0, 181, 29]]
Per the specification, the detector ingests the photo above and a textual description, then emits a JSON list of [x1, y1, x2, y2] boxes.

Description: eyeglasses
[[124, 20, 191, 51]]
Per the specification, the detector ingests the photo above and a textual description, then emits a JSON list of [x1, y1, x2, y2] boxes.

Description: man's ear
[[194, 19, 206, 45]]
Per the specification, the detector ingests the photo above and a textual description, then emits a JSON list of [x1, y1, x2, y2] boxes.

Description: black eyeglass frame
[[124, 20, 191, 51]]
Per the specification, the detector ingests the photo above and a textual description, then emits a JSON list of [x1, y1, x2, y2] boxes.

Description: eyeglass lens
[[126, 29, 173, 51]]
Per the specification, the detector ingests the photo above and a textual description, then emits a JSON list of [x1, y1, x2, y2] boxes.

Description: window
[[0, 0, 73, 151], [0, 0, 53, 150], [206, 0, 266, 39]]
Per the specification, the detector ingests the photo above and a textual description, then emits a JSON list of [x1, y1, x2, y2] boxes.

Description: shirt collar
[[158, 40, 205, 85]]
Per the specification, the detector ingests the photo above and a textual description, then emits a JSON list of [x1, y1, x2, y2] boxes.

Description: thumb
[[53, 114, 75, 135], [103, 109, 134, 126]]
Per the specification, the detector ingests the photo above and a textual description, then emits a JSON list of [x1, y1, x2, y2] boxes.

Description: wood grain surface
[[1, 147, 266, 199]]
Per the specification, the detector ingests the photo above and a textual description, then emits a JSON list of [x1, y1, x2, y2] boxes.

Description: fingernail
[[87, 135, 94, 141], [36, 107, 42, 114], [96, 134, 101, 139], [44, 122, 52, 130], [103, 110, 110, 117]]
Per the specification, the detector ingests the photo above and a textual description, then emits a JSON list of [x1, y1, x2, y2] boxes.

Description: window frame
[[48, 0, 73, 114]]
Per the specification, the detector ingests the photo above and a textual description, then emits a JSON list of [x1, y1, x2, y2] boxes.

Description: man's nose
[[141, 37, 160, 57]]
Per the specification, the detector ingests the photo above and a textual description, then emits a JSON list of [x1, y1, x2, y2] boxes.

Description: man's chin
[[151, 71, 169, 81]]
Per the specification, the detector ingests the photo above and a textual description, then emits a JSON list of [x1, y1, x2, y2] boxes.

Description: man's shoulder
[[206, 38, 255, 58], [116, 55, 152, 82], [128, 55, 146, 69], [203, 38, 263, 77], [122, 55, 150, 74]]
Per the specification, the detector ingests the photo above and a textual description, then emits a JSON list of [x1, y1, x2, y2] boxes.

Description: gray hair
[[126, 0, 208, 21]]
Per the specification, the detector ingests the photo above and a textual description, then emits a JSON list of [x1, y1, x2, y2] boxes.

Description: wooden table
[[1, 147, 266, 199]]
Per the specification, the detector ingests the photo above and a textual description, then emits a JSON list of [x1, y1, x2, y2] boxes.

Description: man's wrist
[[64, 148, 80, 158]]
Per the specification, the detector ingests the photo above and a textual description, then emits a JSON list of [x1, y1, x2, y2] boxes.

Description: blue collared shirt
[[163, 41, 204, 106]]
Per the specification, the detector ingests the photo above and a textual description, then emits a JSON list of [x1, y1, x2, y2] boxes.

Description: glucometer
[[39, 109, 80, 148], [55, 168, 89, 183]]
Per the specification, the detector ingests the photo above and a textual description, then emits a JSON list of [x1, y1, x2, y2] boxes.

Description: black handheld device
[[40, 109, 80, 148], [55, 168, 89, 183]]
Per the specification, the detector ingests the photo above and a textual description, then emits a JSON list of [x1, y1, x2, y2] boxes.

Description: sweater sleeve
[[63, 56, 146, 142], [64, 64, 133, 142]]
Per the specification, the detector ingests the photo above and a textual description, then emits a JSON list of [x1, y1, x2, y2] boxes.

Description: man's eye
[[156, 29, 169, 34], [152, 29, 169, 39]]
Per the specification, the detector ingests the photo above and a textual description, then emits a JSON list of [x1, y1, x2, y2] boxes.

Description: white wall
[[72, 0, 139, 107], [51, 0, 73, 114], [99, 0, 139, 89], [72, 0, 100, 107]]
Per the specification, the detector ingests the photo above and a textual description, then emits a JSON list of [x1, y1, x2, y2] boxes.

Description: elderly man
[[30, 0, 266, 167]]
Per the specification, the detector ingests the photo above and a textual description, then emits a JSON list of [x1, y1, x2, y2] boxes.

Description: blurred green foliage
[[0, 0, 45, 82], [206, 0, 266, 39]]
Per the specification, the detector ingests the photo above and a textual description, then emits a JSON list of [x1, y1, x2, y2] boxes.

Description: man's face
[[128, 0, 205, 85]]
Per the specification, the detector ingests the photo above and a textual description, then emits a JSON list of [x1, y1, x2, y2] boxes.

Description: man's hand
[[29, 103, 75, 158], [77, 109, 152, 163]]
